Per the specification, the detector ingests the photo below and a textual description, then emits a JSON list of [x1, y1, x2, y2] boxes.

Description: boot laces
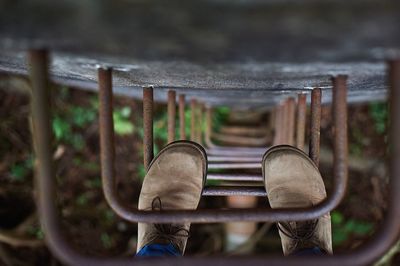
[[150, 197, 190, 244], [277, 219, 319, 248]]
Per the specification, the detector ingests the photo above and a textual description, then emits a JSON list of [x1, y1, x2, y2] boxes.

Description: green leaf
[[331, 211, 344, 225], [71, 106, 96, 127], [10, 164, 28, 181], [101, 233, 112, 248], [76, 194, 88, 206], [52, 116, 71, 140], [120, 106, 131, 118], [332, 227, 348, 246], [71, 134, 85, 150], [138, 164, 146, 182], [113, 108, 134, 135]]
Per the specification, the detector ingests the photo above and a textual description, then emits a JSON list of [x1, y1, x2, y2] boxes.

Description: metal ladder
[[27, 49, 400, 265]]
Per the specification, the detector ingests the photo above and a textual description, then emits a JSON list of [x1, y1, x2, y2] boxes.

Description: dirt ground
[[0, 85, 395, 265]]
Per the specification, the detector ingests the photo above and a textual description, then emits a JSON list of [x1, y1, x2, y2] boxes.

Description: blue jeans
[[136, 244, 324, 257]]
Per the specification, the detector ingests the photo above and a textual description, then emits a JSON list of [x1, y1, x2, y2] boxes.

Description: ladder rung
[[202, 186, 267, 197], [207, 173, 263, 182]]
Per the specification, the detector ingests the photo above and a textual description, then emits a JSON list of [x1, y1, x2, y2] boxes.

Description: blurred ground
[[0, 85, 394, 265]]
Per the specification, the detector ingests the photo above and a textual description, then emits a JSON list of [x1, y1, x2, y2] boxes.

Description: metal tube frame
[[296, 94, 307, 151], [204, 107, 270, 152], [179, 94, 186, 140], [29, 49, 400, 265], [190, 98, 197, 141], [143, 86, 154, 170], [33, 50, 347, 223], [167, 90, 176, 144], [287, 97, 296, 146], [309, 88, 322, 166]]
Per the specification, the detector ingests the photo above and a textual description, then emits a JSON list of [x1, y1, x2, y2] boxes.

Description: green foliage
[[138, 164, 146, 181], [27, 226, 44, 240], [349, 127, 367, 157], [113, 106, 134, 135], [10, 155, 33, 182], [103, 209, 115, 224], [73, 156, 99, 171], [71, 106, 97, 128], [369, 102, 388, 135], [212, 106, 230, 132], [76, 193, 89, 206], [331, 211, 374, 246], [101, 233, 113, 249], [84, 177, 102, 189], [52, 102, 97, 150], [52, 91, 135, 151]]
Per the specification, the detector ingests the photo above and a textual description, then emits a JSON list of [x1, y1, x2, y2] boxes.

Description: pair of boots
[[137, 141, 332, 256]]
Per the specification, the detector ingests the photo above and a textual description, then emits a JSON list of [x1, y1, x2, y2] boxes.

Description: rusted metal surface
[[206, 147, 267, 156], [331, 76, 348, 211], [296, 94, 307, 151], [205, 107, 215, 148], [196, 102, 203, 143], [179, 94, 186, 140], [220, 125, 268, 137], [203, 186, 267, 197], [211, 132, 269, 147], [287, 97, 296, 146], [167, 90, 176, 143], [207, 173, 263, 182], [208, 156, 261, 163], [30, 49, 400, 266], [204, 107, 270, 148], [273, 105, 282, 145], [190, 98, 197, 141], [143, 87, 154, 170], [208, 162, 261, 170], [309, 88, 321, 166], [282, 100, 289, 144]]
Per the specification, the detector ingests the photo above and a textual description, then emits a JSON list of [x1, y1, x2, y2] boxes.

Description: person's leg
[[262, 145, 333, 256], [136, 141, 207, 257]]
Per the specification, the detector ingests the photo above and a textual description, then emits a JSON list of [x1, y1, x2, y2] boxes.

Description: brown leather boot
[[137, 141, 207, 254], [262, 145, 333, 255]]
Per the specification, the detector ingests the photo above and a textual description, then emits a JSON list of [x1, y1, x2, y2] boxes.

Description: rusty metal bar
[[287, 97, 296, 146], [208, 156, 261, 163], [207, 173, 263, 182], [282, 100, 289, 144], [190, 98, 197, 141], [309, 88, 321, 166], [167, 90, 176, 144], [205, 107, 270, 148], [196, 102, 203, 143], [296, 94, 307, 151], [179, 94, 186, 140], [30, 50, 400, 265], [205, 107, 216, 148], [206, 147, 267, 156], [211, 132, 269, 147], [203, 186, 267, 197], [143, 86, 154, 170], [220, 125, 268, 137], [208, 162, 261, 170], [29, 49, 100, 266], [273, 105, 282, 145]]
